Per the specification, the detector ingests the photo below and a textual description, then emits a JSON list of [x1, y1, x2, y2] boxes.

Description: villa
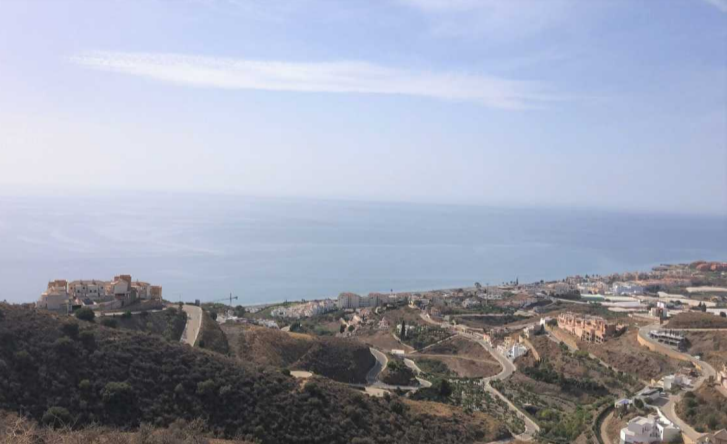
[[619, 414, 680, 444]]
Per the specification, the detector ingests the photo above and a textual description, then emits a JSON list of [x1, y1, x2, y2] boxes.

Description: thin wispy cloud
[[70, 51, 560, 109], [702, 0, 727, 12]]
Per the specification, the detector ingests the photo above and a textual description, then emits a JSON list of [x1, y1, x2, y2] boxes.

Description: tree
[[720, 312, 726, 318], [400, 320, 406, 338], [347, 325, 355, 332], [74, 307, 95, 322], [437, 379, 453, 398], [120, 311, 132, 319], [340, 324, 346, 334], [210, 311, 218, 321]]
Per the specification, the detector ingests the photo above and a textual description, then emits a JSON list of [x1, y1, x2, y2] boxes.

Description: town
[[26, 260, 727, 444]]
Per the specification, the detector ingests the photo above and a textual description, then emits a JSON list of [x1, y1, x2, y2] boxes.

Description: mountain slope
[[0, 304, 506, 444]]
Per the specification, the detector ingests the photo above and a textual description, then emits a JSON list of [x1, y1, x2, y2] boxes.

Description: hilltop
[[223, 323, 374, 384], [0, 304, 509, 443]]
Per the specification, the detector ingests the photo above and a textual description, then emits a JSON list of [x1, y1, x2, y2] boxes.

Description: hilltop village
[[15, 260, 727, 444]]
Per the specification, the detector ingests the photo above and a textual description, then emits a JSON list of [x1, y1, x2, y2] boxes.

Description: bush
[[75, 307, 95, 322], [61, 321, 80, 339], [100, 318, 119, 328], [120, 311, 132, 319], [42, 406, 72, 428]]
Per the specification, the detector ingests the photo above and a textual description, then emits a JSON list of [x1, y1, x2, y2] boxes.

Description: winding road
[[419, 312, 540, 441], [636, 323, 723, 442]]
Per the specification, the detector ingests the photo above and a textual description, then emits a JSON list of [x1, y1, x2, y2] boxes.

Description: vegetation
[[522, 360, 608, 396], [399, 325, 452, 350], [196, 310, 229, 355], [0, 304, 501, 443], [380, 360, 417, 386], [677, 387, 727, 432], [668, 312, 727, 329], [223, 324, 375, 384], [114, 307, 188, 342]]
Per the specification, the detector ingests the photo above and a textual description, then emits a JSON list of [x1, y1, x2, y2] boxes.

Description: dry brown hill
[[223, 323, 375, 384]]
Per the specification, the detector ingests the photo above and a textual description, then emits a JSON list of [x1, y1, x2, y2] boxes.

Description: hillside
[[223, 323, 375, 384], [113, 307, 188, 342], [197, 311, 230, 355], [667, 312, 727, 329], [0, 304, 507, 444]]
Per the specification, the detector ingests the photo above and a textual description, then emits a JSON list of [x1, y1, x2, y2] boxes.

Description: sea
[[1, 192, 726, 305]]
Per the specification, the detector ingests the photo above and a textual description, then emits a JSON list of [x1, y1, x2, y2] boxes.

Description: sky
[[0, 0, 726, 215]]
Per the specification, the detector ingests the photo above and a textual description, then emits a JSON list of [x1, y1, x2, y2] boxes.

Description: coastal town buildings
[[271, 300, 336, 319], [619, 414, 680, 444], [38, 280, 71, 311], [612, 283, 645, 296], [336, 292, 408, 309], [557, 312, 624, 344], [37, 274, 162, 311]]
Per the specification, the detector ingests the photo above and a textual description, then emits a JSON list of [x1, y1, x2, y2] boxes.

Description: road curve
[[637, 323, 720, 442], [180, 304, 203, 346], [419, 311, 539, 440], [367, 347, 389, 384]]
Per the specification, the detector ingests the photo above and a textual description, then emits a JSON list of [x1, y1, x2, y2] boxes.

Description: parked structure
[[557, 312, 625, 343], [619, 414, 680, 444]]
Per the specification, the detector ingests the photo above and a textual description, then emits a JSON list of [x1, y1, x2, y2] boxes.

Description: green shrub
[[75, 307, 95, 322], [42, 406, 72, 428]]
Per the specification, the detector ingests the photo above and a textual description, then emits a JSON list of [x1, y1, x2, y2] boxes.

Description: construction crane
[[207, 293, 239, 315]]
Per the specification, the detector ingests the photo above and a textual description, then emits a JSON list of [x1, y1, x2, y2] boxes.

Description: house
[[614, 398, 632, 409], [635, 387, 662, 402], [619, 414, 680, 444], [462, 298, 481, 309], [37, 280, 71, 311], [497, 337, 528, 361], [657, 374, 691, 390], [557, 312, 625, 344]]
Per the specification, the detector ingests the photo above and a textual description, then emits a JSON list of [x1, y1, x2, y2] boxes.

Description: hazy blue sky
[[1, 0, 725, 215]]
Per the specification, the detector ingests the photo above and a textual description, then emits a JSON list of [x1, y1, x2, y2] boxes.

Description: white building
[[659, 374, 691, 390], [619, 414, 680, 444], [612, 283, 645, 296], [462, 298, 481, 309], [497, 337, 528, 361], [337, 292, 391, 309]]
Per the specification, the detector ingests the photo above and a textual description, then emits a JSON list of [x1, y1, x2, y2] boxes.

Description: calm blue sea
[[1, 193, 725, 305]]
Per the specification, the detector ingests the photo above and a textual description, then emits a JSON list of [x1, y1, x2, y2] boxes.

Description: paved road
[[180, 304, 203, 346], [367, 347, 388, 384], [638, 323, 720, 442], [419, 311, 538, 440]]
